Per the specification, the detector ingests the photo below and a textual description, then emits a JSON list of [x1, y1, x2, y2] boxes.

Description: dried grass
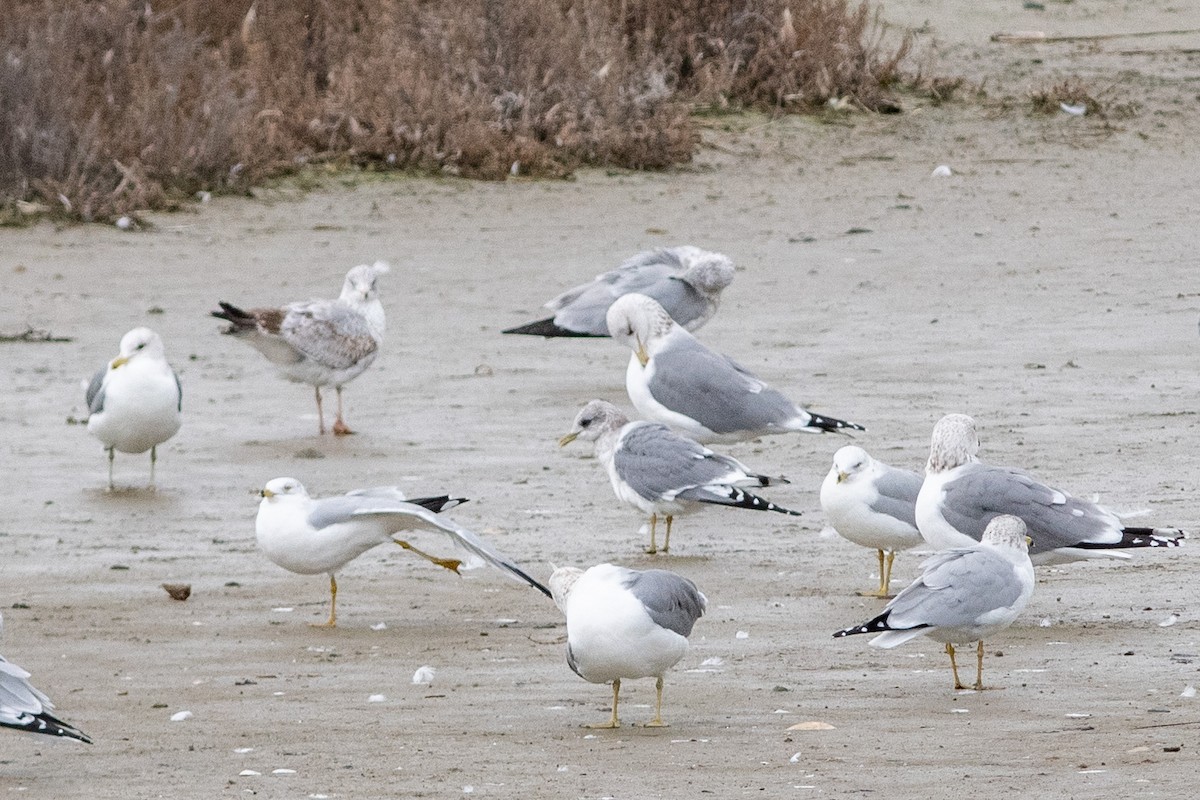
[[1, 0, 917, 221]]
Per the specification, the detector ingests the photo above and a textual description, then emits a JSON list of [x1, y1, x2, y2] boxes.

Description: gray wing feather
[[868, 467, 922, 527], [885, 549, 1024, 629], [614, 423, 747, 501], [0, 658, 52, 720], [85, 368, 106, 415], [941, 464, 1121, 553], [622, 569, 707, 637], [649, 339, 799, 435], [281, 301, 377, 370]]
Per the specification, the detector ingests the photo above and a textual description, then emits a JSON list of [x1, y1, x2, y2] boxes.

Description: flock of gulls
[[1, 245, 1189, 743]]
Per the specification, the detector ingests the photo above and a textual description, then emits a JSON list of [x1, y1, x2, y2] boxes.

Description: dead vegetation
[[0, 0, 917, 221]]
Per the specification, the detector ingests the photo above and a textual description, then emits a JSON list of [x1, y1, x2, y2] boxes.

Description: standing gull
[[819, 445, 924, 597], [85, 327, 182, 490], [256, 478, 551, 627], [916, 414, 1185, 564], [212, 261, 389, 435], [1, 613, 92, 743], [550, 564, 706, 728], [503, 246, 735, 337], [559, 400, 802, 554], [834, 515, 1035, 691], [606, 293, 864, 444]]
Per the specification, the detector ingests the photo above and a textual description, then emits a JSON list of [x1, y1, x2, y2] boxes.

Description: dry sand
[[2, 2, 1199, 797]]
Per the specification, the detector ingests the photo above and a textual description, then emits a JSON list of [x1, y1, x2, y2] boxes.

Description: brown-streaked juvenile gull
[[211, 261, 388, 435], [256, 478, 550, 627], [916, 414, 1184, 564], [559, 399, 801, 554], [549, 563, 707, 728], [503, 246, 734, 337], [85, 327, 182, 490], [834, 515, 1035, 691], [1, 612, 92, 743], [606, 293, 865, 444], [819, 445, 924, 597]]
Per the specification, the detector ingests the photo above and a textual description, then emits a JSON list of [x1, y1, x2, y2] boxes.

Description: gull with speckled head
[[605, 293, 864, 444], [256, 478, 551, 627], [916, 414, 1185, 564], [212, 261, 389, 435], [550, 564, 707, 728], [560, 400, 802, 554], [503, 246, 735, 337], [1, 612, 92, 743], [820, 445, 924, 598], [834, 515, 1035, 690], [85, 327, 182, 490]]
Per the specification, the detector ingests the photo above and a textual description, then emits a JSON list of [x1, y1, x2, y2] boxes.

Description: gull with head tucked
[[605, 293, 864, 444], [212, 261, 389, 435], [85, 327, 182, 490]]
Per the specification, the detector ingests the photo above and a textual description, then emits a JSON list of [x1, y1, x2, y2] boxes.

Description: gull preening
[[550, 563, 707, 728], [916, 414, 1185, 564], [212, 261, 389, 435], [1, 613, 92, 743], [503, 246, 735, 337], [559, 400, 802, 554], [819, 445, 924, 597], [85, 327, 182, 490], [606, 293, 865, 443], [834, 515, 1035, 691], [256, 478, 551, 627]]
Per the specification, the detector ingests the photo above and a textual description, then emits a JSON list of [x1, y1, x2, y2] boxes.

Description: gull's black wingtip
[[809, 413, 866, 434], [505, 561, 553, 597], [502, 318, 604, 338]]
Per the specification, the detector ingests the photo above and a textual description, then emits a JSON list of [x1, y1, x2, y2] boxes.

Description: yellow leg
[[106, 446, 115, 491], [586, 679, 621, 729], [396, 540, 463, 573], [662, 516, 674, 554], [946, 642, 966, 689], [310, 575, 338, 627], [642, 676, 668, 727], [974, 640, 985, 690], [149, 444, 158, 490], [883, 550, 896, 596], [314, 386, 327, 435], [645, 514, 658, 555], [857, 549, 890, 598], [332, 386, 354, 436]]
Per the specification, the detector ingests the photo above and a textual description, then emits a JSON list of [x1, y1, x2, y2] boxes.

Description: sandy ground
[[3, 2, 1200, 798]]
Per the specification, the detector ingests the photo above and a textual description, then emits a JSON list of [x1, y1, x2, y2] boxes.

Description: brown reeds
[[0, 0, 915, 221]]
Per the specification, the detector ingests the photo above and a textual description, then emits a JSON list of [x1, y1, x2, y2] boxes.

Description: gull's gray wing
[[885, 548, 1024, 630], [621, 568, 707, 637], [281, 300, 378, 370], [940, 464, 1122, 554], [613, 423, 748, 501], [868, 466, 923, 528], [85, 368, 106, 415], [548, 264, 676, 335], [648, 337, 798, 435], [0, 656, 92, 743]]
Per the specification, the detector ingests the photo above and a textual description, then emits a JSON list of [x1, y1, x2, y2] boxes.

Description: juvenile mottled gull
[[550, 563, 707, 728], [256, 478, 550, 627], [559, 400, 801, 554], [820, 445, 924, 597], [85, 327, 182, 490], [606, 293, 865, 444], [503, 246, 735, 337], [212, 261, 389, 435], [916, 414, 1185, 565], [1, 612, 92, 743], [834, 515, 1035, 690]]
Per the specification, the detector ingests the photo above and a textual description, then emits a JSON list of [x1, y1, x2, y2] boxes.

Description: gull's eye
[[137, 343, 145, 350]]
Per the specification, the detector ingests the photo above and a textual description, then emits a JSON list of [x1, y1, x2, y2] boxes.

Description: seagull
[[559, 400, 802, 554], [819, 445, 924, 597], [606, 293, 865, 443], [1, 612, 92, 743], [256, 478, 551, 627], [916, 414, 1185, 565], [549, 563, 707, 728], [211, 261, 389, 435], [503, 246, 735, 337], [85, 327, 182, 490], [834, 515, 1035, 690]]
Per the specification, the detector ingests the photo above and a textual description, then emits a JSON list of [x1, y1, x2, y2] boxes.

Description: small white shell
[[412, 665, 436, 684], [931, 164, 953, 178]]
